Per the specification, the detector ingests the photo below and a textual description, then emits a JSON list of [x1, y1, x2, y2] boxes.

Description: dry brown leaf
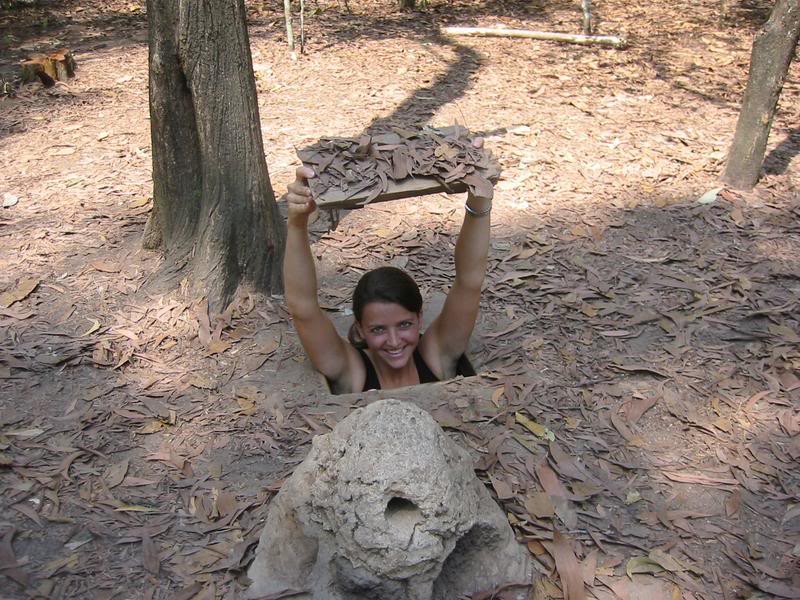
[[120, 476, 158, 487], [581, 549, 598, 585], [491, 386, 504, 407], [207, 339, 231, 354], [777, 409, 800, 435], [3, 427, 45, 438], [48, 145, 76, 156], [599, 329, 634, 337], [0, 529, 29, 586], [542, 531, 586, 600], [769, 324, 800, 344], [40, 553, 78, 578], [724, 489, 741, 517], [729, 206, 745, 226], [104, 458, 129, 488], [525, 492, 555, 519], [489, 475, 514, 500], [90, 260, 121, 273], [623, 395, 658, 424], [173, 583, 204, 600], [535, 460, 569, 499], [114, 503, 157, 513], [662, 470, 737, 486], [610, 411, 644, 446], [142, 534, 160, 575], [0, 278, 39, 308], [11, 502, 44, 527], [138, 420, 164, 434], [187, 373, 216, 389], [212, 489, 238, 518]]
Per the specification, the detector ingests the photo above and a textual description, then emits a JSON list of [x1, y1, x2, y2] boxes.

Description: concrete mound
[[246, 399, 532, 599]]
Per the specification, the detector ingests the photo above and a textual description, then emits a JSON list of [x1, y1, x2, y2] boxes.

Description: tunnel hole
[[384, 496, 422, 530], [320, 353, 478, 394]]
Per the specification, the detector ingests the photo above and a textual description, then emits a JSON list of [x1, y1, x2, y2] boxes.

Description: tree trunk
[[398, 0, 415, 10], [147, 0, 285, 311], [581, 0, 594, 35], [283, 0, 297, 59], [722, 0, 800, 191]]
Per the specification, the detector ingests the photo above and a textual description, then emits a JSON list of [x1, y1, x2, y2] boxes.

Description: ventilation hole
[[384, 496, 421, 530]]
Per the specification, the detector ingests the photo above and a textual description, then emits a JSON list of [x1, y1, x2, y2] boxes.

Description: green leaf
[[697, 187, 722, 204]]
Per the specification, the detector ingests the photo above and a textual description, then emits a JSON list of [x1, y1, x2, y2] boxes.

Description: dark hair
[[347, 267, 423, 348]]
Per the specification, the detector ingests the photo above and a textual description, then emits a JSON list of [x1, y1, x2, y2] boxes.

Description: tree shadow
[[634, 0, 771, 109], [763, 127, 800, 175], [719, 0, 774, 28], [364, 29, 481, 132]]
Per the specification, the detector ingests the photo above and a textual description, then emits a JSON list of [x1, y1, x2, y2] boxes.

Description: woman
[[283, 146, 492, 394]]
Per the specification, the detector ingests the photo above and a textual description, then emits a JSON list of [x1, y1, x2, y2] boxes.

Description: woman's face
[[357, 301, 421, 369]]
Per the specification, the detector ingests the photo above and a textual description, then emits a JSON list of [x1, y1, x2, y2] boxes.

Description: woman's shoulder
[[417, 332, 448, 380], [326, 341, 368, 394]]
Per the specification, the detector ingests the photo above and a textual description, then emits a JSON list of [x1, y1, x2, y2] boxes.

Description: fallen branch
[[442, 26, 627, 49]]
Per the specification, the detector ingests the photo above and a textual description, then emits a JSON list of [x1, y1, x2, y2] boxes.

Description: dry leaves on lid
[[298, 125, 500, 208]]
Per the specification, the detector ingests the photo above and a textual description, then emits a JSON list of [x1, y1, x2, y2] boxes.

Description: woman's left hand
[[465, 136, 493, 212]]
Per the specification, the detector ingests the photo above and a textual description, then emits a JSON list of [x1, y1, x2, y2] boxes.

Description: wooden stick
[[442, 26, 627, 49]]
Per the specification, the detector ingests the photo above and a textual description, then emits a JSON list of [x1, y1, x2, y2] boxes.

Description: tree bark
[[283, 0, 297, 59], [398, 0, 415, 10], [722, 0, 800, 191], [147, 0, 285, 311], [581, 0, 594, 35]]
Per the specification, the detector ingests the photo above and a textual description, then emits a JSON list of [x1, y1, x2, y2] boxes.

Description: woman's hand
[[465, 136, 493, 214], [287, 166, 317, 223]]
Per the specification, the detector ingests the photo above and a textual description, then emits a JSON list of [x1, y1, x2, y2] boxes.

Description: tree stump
[[20, 49, 76, 87]]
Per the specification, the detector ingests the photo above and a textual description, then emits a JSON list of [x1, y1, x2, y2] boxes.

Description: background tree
[[146, 0, 284, 310], [722, 0, 800, 191]]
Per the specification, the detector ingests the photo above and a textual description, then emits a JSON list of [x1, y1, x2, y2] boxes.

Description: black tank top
[[357, 348, 475, 391]]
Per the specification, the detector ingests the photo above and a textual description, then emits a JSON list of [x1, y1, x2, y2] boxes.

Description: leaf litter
[[1, 0, 799, 598]]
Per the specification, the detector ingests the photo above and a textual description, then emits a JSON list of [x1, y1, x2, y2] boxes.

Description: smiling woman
[[283, 140, 491, 395], [342, 267, 476, 393]]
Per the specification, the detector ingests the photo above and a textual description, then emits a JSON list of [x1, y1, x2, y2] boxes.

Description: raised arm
[[424, 154, 492, 371], [283, 167, 354, 382]]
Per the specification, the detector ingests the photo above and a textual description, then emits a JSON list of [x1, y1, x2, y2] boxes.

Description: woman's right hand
[[286, 166, 317, 222]]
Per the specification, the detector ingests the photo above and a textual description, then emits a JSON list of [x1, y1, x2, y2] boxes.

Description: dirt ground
[[1, 0, 799, 598]]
